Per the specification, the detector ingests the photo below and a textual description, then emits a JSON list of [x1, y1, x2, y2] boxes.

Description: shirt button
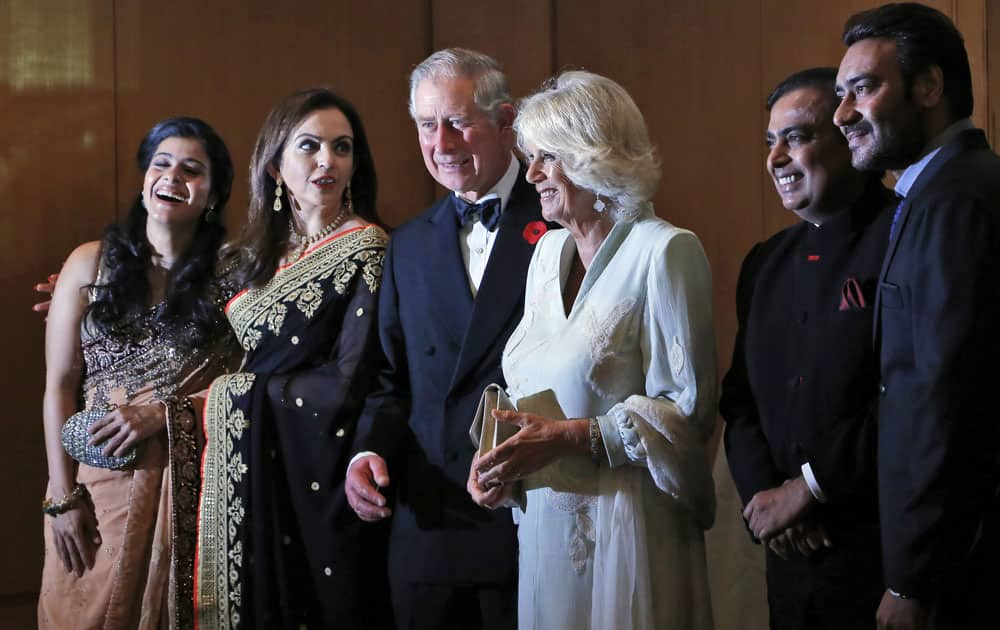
[[283, 535, 292, 545], [335, 428, 345, 438], [310, 482, 320, 491], [324, 566, 333, 576], [295, 397, 304, 407], [475, 247, 484, 254], [291, 335, 300, 345]]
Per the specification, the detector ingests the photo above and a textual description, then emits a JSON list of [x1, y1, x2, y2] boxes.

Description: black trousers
[[766, 525, 883, 630], [389, 576, 516, 630]]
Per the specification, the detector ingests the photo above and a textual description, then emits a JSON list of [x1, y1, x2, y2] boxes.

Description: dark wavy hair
[[230, 88, 381, 288], [843, 2, 973, 120], [85, 116, 234, 346]]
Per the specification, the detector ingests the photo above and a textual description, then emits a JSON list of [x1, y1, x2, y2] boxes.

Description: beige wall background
[[1, 0, 995, 626]]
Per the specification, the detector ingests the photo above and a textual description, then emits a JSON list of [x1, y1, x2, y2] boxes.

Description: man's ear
[[495, 103, 516, 131], [912, 65, 944, 109]]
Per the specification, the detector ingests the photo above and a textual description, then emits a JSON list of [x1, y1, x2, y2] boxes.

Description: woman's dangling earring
[[273, 175, 284, 212], [593, 194, 607, 213], [205, 204, 217, 223], [344, 181, 353, 211]]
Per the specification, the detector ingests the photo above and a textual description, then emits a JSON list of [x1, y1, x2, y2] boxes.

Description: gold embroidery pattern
[[227, 227, 387, 351], [196, 372, 254, 630], [164, 396, 199, 630]]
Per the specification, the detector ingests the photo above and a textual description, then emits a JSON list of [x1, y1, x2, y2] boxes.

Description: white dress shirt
[[457, 154, 520, 295]]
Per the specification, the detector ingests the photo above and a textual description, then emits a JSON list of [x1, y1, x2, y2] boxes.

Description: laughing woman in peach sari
[[39, 117, 240, 629]]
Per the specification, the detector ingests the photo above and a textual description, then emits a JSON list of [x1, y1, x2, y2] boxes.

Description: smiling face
[[766, 86, 856, 221], [834, 38, 924, 171], [523, 143, 596, 226], [276, 107, 354, 216], [142, 136, 213, 227], [413, 75, 514, 201]]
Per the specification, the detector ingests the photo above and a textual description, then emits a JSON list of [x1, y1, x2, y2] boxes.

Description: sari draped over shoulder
[[195, 225, 390, 630], [39, 275, 240, 630]]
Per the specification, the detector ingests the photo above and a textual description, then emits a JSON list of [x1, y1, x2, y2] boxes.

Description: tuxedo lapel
[[449, 175, 540, 393], [426, 196, 474, 342]]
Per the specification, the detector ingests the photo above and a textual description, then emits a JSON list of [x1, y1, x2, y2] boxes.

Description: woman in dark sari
[[194, 89, 390, 629]]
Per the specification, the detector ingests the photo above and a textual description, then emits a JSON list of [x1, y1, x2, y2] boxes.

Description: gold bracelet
[[589, 417, 604, 464], [42, 484, 87, 517]]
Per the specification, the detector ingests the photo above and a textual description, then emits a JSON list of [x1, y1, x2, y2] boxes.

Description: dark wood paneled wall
[[1, 2, 990, 625]]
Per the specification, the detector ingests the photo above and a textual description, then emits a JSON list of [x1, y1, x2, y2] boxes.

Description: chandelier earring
[[205, 204, 217, 223], [343, 181, 353, 211], [273, 175, 284, 212]]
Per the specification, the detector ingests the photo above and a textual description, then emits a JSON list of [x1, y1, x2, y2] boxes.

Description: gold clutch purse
[[468, 384, 519, 458]]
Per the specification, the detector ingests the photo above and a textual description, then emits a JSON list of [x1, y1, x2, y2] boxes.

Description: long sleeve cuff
[[349, 450, 379, 471], [597, 407, 648, 468], [800, 462, 828, 503]]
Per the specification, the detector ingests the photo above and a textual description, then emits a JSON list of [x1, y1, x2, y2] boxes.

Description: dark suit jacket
[[877, 128, 1000, 610], [354, 170, 544, 585], [722, 180, 893, 538]]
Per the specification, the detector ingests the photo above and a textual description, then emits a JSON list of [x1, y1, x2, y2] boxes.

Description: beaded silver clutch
[[61, 409, 138, 470]]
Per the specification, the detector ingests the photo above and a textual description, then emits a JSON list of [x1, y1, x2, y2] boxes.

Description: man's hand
[[767, 519, 832, 559], [876, 590, 928, 630], [744, 476, 814, 541], [345, 454, 392, 522], [33, 273, 59, 315]]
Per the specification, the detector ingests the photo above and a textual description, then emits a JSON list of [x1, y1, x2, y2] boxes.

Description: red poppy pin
[[523, 221, 547, 245]]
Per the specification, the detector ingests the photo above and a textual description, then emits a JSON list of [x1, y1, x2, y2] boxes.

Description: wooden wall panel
[[113, 0, 433, 229], [431, 0, 554, 99], [555, 0, 764, 400], [0, 0, 117, 598]]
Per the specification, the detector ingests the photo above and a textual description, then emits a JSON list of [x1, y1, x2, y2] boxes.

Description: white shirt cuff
[[800, 462, 828, 503], [349, 450, 379, 472]]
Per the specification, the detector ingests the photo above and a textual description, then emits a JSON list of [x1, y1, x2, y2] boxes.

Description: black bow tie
[[454, 195, 502, 231]]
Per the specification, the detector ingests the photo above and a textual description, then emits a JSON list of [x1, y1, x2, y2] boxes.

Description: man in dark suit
[[834, 4, 1000, 629], [345, 48, 544, 629], [722, 67, 894, 630]]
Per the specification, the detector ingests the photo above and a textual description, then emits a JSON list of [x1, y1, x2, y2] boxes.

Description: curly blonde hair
[[515, 71, 660, 222]]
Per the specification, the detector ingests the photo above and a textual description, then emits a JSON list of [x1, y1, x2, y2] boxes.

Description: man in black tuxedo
[[722, 67, 894, 629], [834, 4, 1000, 629], [345, 49, 544, 630]]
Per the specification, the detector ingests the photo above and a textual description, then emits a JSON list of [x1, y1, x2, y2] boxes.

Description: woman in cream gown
[[470, 71, 717, 630]]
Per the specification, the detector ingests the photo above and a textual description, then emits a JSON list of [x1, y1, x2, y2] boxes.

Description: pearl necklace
[[286, 207, 351, 262]]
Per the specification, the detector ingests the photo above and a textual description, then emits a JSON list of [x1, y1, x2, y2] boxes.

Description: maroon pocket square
[[839, 276, 867, 311]]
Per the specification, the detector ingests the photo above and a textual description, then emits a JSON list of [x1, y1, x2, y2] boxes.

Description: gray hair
[[515, 71, 660, 222], [408, 48, 513, 121]]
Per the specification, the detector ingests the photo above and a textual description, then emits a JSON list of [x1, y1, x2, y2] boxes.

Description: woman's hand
[[474, 411, 588, 487], [50, 502, 102, 577], [88, 404, 166, 457], [467, 452, 517, 509]]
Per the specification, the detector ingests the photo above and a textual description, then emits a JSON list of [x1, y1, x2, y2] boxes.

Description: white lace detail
[[609, 405, 648, 464], [542, 490, 597, 575], [583, 298, 637, 397]]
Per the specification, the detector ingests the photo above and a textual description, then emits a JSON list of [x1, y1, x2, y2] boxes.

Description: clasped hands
[[744, 476, 831, 560], [469, 410, 578, 510]]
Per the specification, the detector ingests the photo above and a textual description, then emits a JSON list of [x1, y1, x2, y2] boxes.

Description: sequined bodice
[[80, 305, 231, 410]]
